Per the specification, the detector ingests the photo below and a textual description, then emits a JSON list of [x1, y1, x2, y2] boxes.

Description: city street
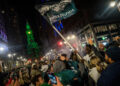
[[0, 0, 120, 86]]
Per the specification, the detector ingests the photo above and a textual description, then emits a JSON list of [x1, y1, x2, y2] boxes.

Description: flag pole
[[35, 2, 82, 60], [49, 22, 82, 60]]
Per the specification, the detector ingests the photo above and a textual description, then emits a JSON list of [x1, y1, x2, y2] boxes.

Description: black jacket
[[97, 62, 120, 86]]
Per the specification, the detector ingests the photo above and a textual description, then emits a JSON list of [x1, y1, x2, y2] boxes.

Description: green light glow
[[25, 22, 40, 58], [102, 36, 105, 40], [28, 31, 31, 34], [26, 22, 30, 29]]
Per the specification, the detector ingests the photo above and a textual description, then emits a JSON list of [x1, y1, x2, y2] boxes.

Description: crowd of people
[[0, 36, 120, 86]]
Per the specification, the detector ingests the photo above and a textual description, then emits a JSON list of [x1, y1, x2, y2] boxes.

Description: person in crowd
[[113, 36, 120, 47], [84, 38, 104, 63], [13, 77, 20, 86], [89, 56, 107, 84], [52, 77, 63, 86], [90, 56, 107, 73], [69, 51, 86, 86], [41, 62, 49, 73], [106, 40, 119, 49], [36, 74, 51, 86], [99, 43, 106, 60], [0, 65, 4, 86], [19, 70, 24, 86], [30, 73, 63, 86], [97, 46, 120, 86], [52, 54, 75, 85], [82, 38, 105, 86], [31, 64, 41, 79], [53, 54, 66, 73], [10, 71, 20, 86], [70, 51, 79, 62], [21, 68, 31, 86]]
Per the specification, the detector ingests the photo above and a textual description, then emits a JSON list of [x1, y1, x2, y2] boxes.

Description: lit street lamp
[[0, 47, 4, 51], [13, 53, 16, 56], [20, 56, 23, 59], [28, 31, 31, 34], [110, 1, 116, 7], [64, 41, 67, 44], [8, 54, 12, 58], [71, 35, 76, 39], [109, 1, 120, 12], [67, 35, 76, 40], [67, 36, 70, 40], [17, 57, 20, 60], [0, 44, 8, 54]]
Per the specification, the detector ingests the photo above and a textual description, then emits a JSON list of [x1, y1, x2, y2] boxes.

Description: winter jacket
[[31, 69, 41, 78], [53, 60, 66, 73]]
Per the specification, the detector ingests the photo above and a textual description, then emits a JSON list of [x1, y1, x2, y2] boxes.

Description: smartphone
[[48, 73, 57, 84]]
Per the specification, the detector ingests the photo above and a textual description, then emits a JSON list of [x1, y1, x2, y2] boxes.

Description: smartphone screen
[[48, 74, 57, 84]]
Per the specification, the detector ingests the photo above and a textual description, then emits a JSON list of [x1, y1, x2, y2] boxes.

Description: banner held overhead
[[36, 0, 77, 23]]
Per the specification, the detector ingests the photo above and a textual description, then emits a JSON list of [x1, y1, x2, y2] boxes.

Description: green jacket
[[40, 83, 51, 86]]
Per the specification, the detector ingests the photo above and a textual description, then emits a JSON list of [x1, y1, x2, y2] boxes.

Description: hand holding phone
[[52, 77, 63, 86], [48, 73, 57, 84]]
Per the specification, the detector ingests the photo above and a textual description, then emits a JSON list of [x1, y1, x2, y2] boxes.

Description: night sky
[[4, 0, 120, 31], [1, 0, 120, 29]]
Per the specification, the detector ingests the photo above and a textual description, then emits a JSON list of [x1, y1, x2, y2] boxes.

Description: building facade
[[77, 20, 120, 51]]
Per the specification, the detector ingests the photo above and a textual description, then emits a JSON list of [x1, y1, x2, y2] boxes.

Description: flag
[[36, 0, 77, 23]]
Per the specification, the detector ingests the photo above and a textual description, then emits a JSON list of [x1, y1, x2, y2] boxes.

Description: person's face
[[60, 56, 66, 61], [38, 77, 44, 85], [99, 44, 104, 51], [90, 58, 100, 66], [50, 66, 53, 72]]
